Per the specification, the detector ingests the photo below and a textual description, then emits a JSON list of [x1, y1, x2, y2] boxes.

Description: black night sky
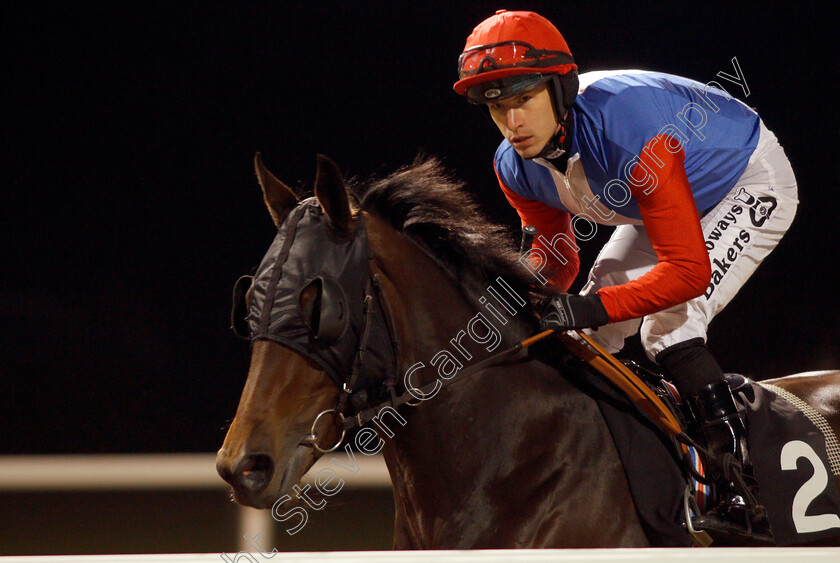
[[4, 2, 838, 454]]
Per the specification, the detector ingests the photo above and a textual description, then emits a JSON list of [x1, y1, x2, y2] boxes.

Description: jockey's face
[[487, 83, 560, 159]]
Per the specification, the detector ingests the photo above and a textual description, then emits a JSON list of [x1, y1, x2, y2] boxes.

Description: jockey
[[454, 9, 798, 515]]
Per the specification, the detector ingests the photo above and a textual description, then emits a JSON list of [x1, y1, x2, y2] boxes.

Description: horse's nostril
[[235, 454, 274, 493], [217, 462, 234, 485]]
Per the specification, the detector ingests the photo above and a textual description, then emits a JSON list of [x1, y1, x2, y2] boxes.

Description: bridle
[[300, 264, 551, 455], [233, 199, 549, 457], [299, 246, 402, 454], [282, 212, 689, 459], [297, 236, 558, 456], [232, 199, 404, 455]]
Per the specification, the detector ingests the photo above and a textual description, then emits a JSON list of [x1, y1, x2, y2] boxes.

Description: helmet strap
[[531, 73, 577, 169], [533, 112, 573, 168]]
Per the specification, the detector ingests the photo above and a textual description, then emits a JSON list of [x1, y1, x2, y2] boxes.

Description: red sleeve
[[494, 164, 580, 291], [596, 135, 712, 323]]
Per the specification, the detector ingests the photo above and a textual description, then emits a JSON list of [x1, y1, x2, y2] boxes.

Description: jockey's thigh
[[580, 224, 657, 354], [641, 119, 798, 361]]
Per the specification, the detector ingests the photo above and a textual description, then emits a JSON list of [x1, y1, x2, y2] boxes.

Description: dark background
[[4, 1, 837, 454]]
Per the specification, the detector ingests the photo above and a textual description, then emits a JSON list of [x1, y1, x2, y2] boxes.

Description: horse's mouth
[[227, 481, 268, 508], [227, 444, 318, 509]]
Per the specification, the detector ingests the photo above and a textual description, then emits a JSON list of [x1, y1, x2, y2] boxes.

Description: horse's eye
[[300, 280, 322, 335], [300, 276, 348, 343], [230, 274, 255, 340]]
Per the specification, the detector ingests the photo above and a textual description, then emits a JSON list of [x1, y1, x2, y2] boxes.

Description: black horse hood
[[247, 198, 394, 392]]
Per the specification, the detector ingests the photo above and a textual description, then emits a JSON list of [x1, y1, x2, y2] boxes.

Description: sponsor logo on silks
[[705, 204, 744, 252], [703, 187, 778, 299], [704, 229, 751, 300], [734, 187, 778, 227]]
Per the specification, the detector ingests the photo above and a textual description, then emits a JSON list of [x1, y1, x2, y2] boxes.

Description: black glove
[[539, 293, 610, 331]]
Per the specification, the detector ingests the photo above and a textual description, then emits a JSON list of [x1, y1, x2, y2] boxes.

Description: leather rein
[[298, 231, 553, 455]]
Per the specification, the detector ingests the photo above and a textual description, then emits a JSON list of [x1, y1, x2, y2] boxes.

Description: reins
[[291, 215, 697, 470], [300, 227, 558, 454], [343, 328, 556, 431], [303, 313, 555, 453]]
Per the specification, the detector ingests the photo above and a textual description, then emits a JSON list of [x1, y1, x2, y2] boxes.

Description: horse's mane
[[353, 157, 555, 319]]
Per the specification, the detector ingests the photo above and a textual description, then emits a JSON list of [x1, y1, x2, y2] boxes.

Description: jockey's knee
[[640, 306, 705, 362]]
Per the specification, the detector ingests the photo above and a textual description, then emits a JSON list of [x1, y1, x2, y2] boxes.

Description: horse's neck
[[365, 214, 499, 362], [365, 212, 533, 377], [365, 213, 647, 548]]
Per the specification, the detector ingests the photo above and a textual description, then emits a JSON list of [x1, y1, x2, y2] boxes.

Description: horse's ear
[[314, 154, 352, 233], [255, 152, 298, 229]]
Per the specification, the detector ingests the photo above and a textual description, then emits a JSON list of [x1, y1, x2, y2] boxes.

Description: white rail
[[0, 454, 390, 490], [4, 457, 838, 560], [0, 454, 390, 552], [1, 548, 839, 562]]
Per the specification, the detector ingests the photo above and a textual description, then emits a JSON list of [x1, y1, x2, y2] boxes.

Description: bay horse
[[216, 154, 840, 548]]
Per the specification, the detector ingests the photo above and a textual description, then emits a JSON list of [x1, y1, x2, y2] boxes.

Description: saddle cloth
[[584, 370, 840, 546], [739, 378, 840, 545]]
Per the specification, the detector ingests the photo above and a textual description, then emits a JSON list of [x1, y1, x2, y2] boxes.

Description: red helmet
[[454, 10, 577, 104]]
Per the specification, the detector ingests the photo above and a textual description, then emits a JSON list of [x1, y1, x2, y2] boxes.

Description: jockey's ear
[[314, 153, 352, 234], [254, 152, 298, 229]]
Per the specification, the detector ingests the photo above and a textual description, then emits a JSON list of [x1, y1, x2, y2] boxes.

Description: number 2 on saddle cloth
[[556, 329, 840, 547]]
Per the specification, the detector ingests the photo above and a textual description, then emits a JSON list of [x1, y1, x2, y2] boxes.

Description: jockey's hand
[[538, 293, 610, 331]]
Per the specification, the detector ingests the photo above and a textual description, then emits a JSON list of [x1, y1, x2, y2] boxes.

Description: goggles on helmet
[[457, 40, 574, 79], [464, 73, 554, 105]]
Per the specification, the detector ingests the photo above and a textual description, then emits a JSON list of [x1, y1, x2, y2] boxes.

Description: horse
[[216, 153, 840, 548]]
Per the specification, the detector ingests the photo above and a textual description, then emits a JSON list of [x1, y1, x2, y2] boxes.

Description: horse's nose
[[216, 451, 235, 485], [232, 453, 275, 493]]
